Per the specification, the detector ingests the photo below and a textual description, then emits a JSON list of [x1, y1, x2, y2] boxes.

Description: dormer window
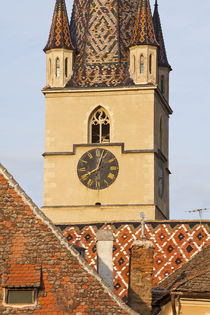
[[56, 58, 60, 77], [89, 107, 110, 143], [5, 288, 37, 305], [140, 55, 144, 74]]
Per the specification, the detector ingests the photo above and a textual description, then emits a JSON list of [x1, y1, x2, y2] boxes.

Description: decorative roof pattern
[[44, 0, 73, 52], [59, 221, 210, 303], [2, 264, 41, 288], [132, 0, 158, 46], [156, 244, 210, 293], [153, 1, 171, 68], [68, 0, 134, 87]]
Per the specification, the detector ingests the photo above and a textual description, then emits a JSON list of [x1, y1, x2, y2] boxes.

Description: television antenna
[[185, 208, 210, 223]]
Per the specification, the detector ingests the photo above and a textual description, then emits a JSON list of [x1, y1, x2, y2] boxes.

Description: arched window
[[160, 117, 163, 151], [65, 58, 68, 78], [49, 58, 51, 75], [158, 159, 164, 199], [55, 58, 60, 77], [133, 55, 136, 73], [149, 54, 152, 74], [160, 75, 165, 94], [140, 55, 144, 74], [89, 107, 110, 143]]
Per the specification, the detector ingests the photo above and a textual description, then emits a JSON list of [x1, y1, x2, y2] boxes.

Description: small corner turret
[[153, 0, 172, 102], [44, 0, 74, 88], [129, 0, 158, 85]]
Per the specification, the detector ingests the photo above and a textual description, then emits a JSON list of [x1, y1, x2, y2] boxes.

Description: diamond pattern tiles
[[60, 222, 210, 303], [132, 0, 158, 46], [153, 2, 171, 68], [44, 0, 74, 52], [68, 0, 135, 87]]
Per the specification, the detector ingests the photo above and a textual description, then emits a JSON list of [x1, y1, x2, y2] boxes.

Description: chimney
[[128, 237, 155, 315], [96, 230, 114, 290]]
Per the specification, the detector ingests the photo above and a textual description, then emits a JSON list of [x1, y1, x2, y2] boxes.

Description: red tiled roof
[[44, 0, 74, 52], [156, 244, 210, 293], [3, 264, 41, 288], [132, 0, 158, 46]]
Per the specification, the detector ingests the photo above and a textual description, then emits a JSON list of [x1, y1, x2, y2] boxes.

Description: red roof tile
[[3, 264, 41, 288]]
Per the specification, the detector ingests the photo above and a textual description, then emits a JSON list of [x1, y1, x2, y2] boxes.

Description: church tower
[[42, 0, 172, 224]]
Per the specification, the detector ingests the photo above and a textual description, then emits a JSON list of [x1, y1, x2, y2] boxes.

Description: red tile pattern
[[0, 170, 130, 314], [61, 222, 210, 303], [2, 264, 41, 288], [44, 0, 74, 52], [132, 0, 158, 46]]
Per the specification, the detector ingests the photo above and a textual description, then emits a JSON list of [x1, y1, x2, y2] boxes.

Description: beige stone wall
[[161, 298, 210, 315], [44, 87, 155, 152]]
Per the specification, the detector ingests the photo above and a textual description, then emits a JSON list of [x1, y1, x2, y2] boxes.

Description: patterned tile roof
[[152, 0, 171, 68], [155, 244, 210, 293], [44, 0, 74, 52], [67, 0, 137, 88], [2, 264, 41, 288], [132, 0, 158, 46], [59, 221, 210, 303]]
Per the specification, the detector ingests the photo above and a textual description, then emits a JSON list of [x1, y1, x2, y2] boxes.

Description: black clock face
[[77, 148, 119, 190]]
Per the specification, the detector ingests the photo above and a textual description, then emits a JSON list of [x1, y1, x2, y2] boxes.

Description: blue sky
[[1, 0, 210, 220]]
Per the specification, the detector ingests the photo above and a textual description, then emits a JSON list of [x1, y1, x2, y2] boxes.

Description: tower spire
[[44, 0, 73, 52], [152, 0, 171, 68], [132, 0, 158, 46]]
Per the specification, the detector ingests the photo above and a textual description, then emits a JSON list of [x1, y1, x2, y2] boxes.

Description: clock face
[[77, 148, 119, 190]]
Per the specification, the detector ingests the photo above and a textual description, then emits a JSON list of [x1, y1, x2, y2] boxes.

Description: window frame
[[4, 287, 37, 307], [89, 106, 110, 144]]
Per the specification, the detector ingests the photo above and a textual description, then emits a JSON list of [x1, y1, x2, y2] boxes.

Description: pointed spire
[[153, 0, 171, 68], [132, 0, 158, 46], [44, 0, 74, 52]]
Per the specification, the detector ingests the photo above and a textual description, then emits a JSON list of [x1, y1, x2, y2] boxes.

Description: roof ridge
[[132, 0, 158, 46], [152, 1, 171, 68], [0, 163, 137, 315], [44, 0, 74, 52]]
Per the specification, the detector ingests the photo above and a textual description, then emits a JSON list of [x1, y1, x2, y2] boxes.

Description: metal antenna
[[185, 208, 210, 224], [140, 212, 147, 237]]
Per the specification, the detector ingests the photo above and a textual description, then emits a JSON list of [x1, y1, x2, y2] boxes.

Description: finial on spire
[[152, 0, 171, 68], [44, 0, 74, 52]]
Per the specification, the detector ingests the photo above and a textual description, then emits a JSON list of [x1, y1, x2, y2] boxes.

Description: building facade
[[42, 0, 172, 224]]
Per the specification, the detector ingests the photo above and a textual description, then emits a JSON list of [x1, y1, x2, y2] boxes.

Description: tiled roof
[[0, 163, 136, 314], [68, 0, 135, 88], [132, 0, 158, 46], [155, 244, 210, 293], [152, 0, 171, 68], [2, 264, 41, 288], [60, 221, 210, 303], [44, 0, 74, 52]]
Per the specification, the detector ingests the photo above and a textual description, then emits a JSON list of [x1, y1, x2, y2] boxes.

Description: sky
[[1, 0, 210, 220]]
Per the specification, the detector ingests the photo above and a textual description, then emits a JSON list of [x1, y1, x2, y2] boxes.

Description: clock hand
[[96, 150, 104, 170], [84, 150, 105, 177]]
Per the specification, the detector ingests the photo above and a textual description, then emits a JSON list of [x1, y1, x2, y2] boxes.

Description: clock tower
[[42, 0, 172, 224]]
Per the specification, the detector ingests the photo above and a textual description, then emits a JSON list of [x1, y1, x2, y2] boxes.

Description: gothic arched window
[[89, 107, 110, 144], [140, 55, 144, 74], [160, 117, 163, 151], [55, 58, 60, 77], [49, 58, 51, 75], [149, 54, 152, 74], [158, 159, 164, 199], [160, 75, 165, 94], [65, 58, 68, 78]]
